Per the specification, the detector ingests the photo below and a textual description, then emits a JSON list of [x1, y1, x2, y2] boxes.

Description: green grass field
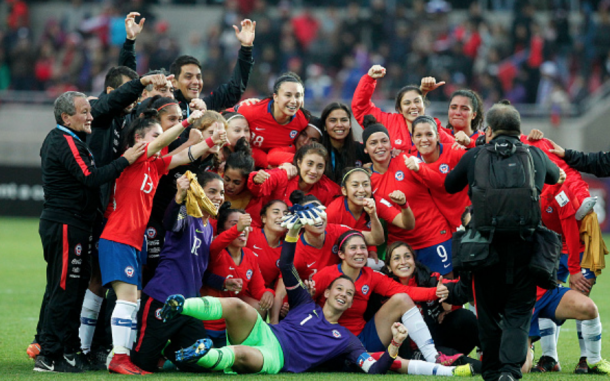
[[1, 217, 608, 380]]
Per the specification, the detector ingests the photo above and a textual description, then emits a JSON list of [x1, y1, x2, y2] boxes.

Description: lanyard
[[56, 124, 95, 162], [331, 149, 336, 170]]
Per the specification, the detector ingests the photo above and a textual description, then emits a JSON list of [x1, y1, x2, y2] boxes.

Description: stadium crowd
[[24, 2, 610, 381]]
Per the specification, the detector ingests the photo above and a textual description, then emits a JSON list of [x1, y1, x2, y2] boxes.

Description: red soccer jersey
[[247, 168, 341, 207], [370, 156, 452, 249], [267, 145, 296, 167], [409, 144, 470, 232], [352, 74, 454, 154], [225, 190, 265, 228], [440, 127, 484, 149], [101, 145, 170, 250], [293, 223, 352, 281], [202, 245, 274, 331], [313, 265, 437, 335], [246, 227, 283, 288], [326, 195, 401, 230], [540, 183, 584, 275], [237, 98, 309, 153]]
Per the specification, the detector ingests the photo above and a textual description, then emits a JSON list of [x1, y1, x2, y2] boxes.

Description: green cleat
[[588, 358, 610, 375], [452, 363, 474, 377]]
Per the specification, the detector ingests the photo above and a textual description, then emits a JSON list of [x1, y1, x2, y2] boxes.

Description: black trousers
[[142, 217, 166, 288], [131, 293, 208, 373], [37, 219, 92, 358], [429, 308, 480, 356], [473, 236, 536, 381]]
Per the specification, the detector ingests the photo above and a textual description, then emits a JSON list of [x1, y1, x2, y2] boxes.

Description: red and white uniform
[[408, 144, 470, 232], [293, 223, 352, 281], [246, 228, 283, 289], [313, 265, 437, 335], [267, 145, 296, 167], [204, 226, 274, 331], [236, 99, 309, 153], [370, 156, 452, 249], [352, 75, 454, 154], [225, 190, 265, 228], [326, 196, 402, 231], [247, 168, 341, 207], [101, 145, 170, 249], [540, 183, 583, 276], [440, 127, 485, 149]]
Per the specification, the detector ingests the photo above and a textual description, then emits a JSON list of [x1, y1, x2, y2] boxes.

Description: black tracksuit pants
[[37, 219, 91, 358], [472, 235, 536, 381]]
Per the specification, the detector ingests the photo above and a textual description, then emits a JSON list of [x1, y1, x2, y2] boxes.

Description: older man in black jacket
[[33, 92, 144, 373]]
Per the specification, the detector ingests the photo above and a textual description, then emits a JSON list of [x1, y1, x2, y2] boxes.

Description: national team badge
[[155, 308, 163, 320], [125, 266, 135, 278], [395, 171, 404, 181], [290, 130, 298, 139], [362, 285, 370, 295], [546, 206, 553, 213], [246, 269, 253, 280], [75, 244, 82, 256], [332, 245, 339, 254], [395, 139, 402, 145], [146, 227, 157, 239], [366, 221, 371, 229], [332, 329, 342, 338], [355, 160, 362, 167], [439, 164, 450, 174], [276, 259, 280, 268]]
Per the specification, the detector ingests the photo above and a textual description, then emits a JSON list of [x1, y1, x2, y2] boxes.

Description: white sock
[[127, 299, 140, 350], [576, 320, 587, 357], [407, 360, 453, 376], [401, 307, 438, 363], [582, 316, 602, 364], [79, 289, 103, 354], [111, 300, 137, 355], [538, 318, 558, 361]]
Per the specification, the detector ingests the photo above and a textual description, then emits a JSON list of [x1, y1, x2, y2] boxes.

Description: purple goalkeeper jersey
[[144, 201, 213, 302]]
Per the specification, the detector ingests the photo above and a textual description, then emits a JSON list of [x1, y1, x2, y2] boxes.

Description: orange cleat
[[27, 343, 41, 359]]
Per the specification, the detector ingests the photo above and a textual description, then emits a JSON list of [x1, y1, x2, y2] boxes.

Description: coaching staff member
[[444, 100, 563, 381], [34, 91, 144, 373]]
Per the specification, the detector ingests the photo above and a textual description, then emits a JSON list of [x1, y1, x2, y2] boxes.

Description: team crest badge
[[276, 259, 280, 268], [146, 227, 157, 239], [246, 269, 253, 280], [155, 308, 163, 320], [290, 130, 298, 139], [362, 285, 370, 295], [395, 171, 404, 181], [125, 266, 135, 278], [366, 221, 371, 229], [439, 164, 450, 174], [395, 139, 402, 145], [332, 245, 339, 254], [332, 329, 342, 338], [355, 160, 362, 167], [546, 206, 553, 213], [75, 244, 82, 256]]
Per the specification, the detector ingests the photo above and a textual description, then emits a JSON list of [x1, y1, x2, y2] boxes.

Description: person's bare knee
[[388, 293, 415, 312]]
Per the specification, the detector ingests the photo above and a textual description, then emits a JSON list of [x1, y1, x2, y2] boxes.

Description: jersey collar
[[268, 99, 296, 123]]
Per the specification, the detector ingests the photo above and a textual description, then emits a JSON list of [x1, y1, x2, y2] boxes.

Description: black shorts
[[131, 293, 208, 372]]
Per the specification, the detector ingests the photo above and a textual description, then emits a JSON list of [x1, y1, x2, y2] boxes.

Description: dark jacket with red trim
[[40, 126, 130, 229]]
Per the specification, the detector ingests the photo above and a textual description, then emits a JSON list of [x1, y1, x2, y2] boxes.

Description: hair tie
[[157, 102, 177, 112], [338, 232, 364, 253]]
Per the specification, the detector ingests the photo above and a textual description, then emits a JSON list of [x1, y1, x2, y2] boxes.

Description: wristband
[[205, 137, 214, 148], [188, 146, 196, 163], [182, 119, 190, 128], [285, 235, 299, 243], [391, 339, 402, 348], [388, 346, 399, 359], [400, 201, 410, 210]]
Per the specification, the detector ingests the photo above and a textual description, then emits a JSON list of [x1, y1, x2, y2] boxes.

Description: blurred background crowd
[[2, 0, 610, 112]]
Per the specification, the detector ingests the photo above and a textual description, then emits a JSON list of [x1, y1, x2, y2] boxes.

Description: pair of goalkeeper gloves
[[280, 203, 327, 230]]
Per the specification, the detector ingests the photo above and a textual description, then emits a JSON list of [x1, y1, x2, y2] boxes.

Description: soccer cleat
[[588, 358, 610, 375], [27, 342, 41, 359], [452, 363, 474, 377], [437, 352, 466, 366], [161, 294, 185, 322], [498, 372, 516, 381], [108, 353, 152, 375], [33, 355, 55, 372], [175, 338, 213, 363], [531, 355, 561, 372], [65, 351, 104, 371], [575, 356, 589, 374], [575, 197, 597, 221]]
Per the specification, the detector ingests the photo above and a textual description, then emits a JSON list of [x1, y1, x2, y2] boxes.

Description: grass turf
[[0, 216, 608, 380]]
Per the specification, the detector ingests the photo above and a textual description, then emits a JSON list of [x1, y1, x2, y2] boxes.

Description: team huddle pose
[[31, 10, 610, 380]]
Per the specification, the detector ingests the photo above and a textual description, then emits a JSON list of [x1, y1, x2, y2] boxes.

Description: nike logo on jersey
[[229, 267, 235, 270], [196, 229, 204, 233], [444, 263, 451, 268], [255, 127, 265, 131], [307, 262, 316, 268], [253, 245, 263, 250]]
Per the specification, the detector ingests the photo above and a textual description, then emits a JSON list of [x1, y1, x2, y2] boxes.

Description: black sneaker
[[498, 373, 516, 381], [65, 351, 102, 371], [33, 355, 54, 372], [85, 351, 107, 371], [575, 356, 589, 374], [531, 355, 561, 372]]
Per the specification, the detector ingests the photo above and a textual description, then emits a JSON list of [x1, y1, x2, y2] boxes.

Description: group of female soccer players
[[36, 51, 610, 376]]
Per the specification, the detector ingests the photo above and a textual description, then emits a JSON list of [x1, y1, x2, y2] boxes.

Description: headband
[[307, 123, 323, 138], [156, 102, 177, 112], [362, 124, 390, 145], [338, 232, 364, 253], [225, 114, 244, 124], [412, 115, 438, 133], [341, 167, 370, 187]]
